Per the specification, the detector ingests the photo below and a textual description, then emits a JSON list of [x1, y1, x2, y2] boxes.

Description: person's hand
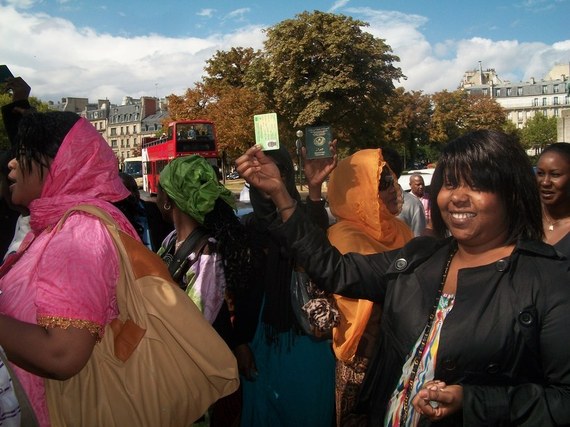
[[236, 145, 297, 219], [236, 145, 289, 197], [412, 380, 463, 421], [303, 139, 338, 196], [233, 343, 258, 381], [3, 77, 31, 102]]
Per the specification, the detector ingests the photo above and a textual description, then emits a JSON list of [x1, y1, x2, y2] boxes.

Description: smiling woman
[[536, 142, 570, 256], [235, 129, 570, 426]]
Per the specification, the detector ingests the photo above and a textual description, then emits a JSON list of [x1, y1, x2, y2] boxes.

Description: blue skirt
[[240, 323, 335, 427]]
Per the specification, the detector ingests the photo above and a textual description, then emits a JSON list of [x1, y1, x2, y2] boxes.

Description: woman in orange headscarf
[[327, 149, 413, 426]]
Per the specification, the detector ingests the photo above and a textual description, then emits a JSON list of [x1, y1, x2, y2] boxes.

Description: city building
[[84, 99, 111, 140], [47, 95, 169, 162], [460, 62, 570, 135]]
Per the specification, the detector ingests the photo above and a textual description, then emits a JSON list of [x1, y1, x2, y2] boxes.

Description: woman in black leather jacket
[[236, 130, 570, 427]]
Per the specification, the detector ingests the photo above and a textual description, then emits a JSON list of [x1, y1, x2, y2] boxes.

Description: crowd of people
[[0, 73, 569, 427]]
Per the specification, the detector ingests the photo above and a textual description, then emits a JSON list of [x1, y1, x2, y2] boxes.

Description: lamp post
[[295, 130, 304, 190]]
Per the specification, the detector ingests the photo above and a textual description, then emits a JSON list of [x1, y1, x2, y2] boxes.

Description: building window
[[517, 111, 523, 120], [542, 85, 548, 94], [110, 128, 116, 136], [554, 96, 559, 105], [483, 88, 488, 96], [517, 87, 523, 96], [494, 88, 501, 97], [533, 98, 538, 106], [506, 87, 512, 96], [542, 97, 547, 106], [565, 95, 570, 105], [554, 108, 559, 117], [111, 140, 117, 148], [543, 109, 548, 116], [133, 125, 137, 133], [554, 84, 559, 93]]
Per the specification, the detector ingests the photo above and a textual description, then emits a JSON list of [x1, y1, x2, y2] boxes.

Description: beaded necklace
[[399, 245, 457, 424]]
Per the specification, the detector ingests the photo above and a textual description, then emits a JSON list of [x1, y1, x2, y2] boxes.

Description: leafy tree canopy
[[429, 90, 507, 145], [258, 10, 404, 149], [203, 47, 262, 90], [383, 88, 432, 166], [520, 112, 558, 152]]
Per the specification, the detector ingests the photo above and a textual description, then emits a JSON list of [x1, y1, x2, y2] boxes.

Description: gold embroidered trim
[[38, 315, 103, 341]]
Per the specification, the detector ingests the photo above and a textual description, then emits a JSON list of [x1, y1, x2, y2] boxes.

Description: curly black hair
[[203, 198, 253, 293]]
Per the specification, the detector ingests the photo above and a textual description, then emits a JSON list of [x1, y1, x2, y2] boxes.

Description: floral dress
[[385, 293, 456, 427]]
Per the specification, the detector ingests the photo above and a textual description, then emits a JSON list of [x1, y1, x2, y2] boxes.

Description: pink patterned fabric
[[0, 117, 139, 427]]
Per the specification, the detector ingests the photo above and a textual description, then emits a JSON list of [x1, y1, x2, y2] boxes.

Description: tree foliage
[[203, 47, 262, 91], [429, 90, 507, 146], [383, 88, 432, 166], [258, 10, 404, 149], [520, 113, 558, 152]]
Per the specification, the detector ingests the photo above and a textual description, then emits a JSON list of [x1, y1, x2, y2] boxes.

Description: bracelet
[[276, 200, 298, 215]]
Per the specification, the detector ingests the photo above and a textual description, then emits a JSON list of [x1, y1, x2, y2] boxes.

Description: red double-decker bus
[[142, 120, 219, 194]]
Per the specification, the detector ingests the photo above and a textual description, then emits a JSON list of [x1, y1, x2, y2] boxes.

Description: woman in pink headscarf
[[0, 111, 139, 426]]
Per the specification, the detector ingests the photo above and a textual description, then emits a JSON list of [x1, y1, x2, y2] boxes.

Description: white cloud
[[329, 0, 350, 12], [350, 7, 570, 93], [1, 4, 569, 105], [197, 8, 215, 18], [224, 8, 250, 22], [0, 5, 265, 103]]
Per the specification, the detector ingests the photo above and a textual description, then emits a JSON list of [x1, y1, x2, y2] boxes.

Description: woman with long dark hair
[[235, 145, 338, 427]]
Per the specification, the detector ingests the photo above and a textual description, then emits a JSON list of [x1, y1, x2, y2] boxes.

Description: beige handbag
[[45, 205, 239, 426]]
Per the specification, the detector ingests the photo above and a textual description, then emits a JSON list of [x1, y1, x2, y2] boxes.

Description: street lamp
[[295, 130, 304, 190]]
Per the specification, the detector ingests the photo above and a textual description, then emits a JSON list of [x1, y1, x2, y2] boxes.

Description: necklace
[[400, 245, 457, 424], [543, 211, 565, 232]]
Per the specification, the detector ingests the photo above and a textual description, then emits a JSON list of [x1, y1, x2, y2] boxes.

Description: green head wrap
[[159, 155, 235, 224]]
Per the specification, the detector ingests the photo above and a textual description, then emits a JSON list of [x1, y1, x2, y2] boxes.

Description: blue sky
[[1, 0, 569, 104]]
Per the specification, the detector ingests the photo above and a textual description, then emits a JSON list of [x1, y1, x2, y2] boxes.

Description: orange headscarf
[[327, 149, 412, 361]]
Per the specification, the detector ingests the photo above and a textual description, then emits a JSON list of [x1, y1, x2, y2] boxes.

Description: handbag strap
[[164, 227, 210, 284], [55, 204, 141, 320]]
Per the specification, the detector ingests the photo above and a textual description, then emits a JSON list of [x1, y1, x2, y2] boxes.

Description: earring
[[163, 202, 171, 211]]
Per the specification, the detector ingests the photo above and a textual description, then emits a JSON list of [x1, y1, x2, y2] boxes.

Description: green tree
[[0, 95, 50, 151], [257, 11, 404, 150], [520, 113, 557, 153], [203, 47, 262, 90], [429, 90, 507, 146], [383, 88, 432, 167]]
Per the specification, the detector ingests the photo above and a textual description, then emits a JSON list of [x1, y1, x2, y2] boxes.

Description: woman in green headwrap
[[156, 155, 251, 340], [156, 155, 250, 426]]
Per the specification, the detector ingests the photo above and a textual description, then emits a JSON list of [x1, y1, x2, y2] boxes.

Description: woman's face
[[437, 179, 509, 250], [7, 157, 47, 207], [536, 151, 570, 208], [378, 167, 399, 215]]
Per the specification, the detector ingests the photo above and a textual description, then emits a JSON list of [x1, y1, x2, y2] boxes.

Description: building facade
[[52, 95, 168, 164], [460, 62, 570, 134]]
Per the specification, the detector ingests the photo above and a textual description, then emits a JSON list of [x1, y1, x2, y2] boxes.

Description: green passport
[[305, 125, 332, 159]]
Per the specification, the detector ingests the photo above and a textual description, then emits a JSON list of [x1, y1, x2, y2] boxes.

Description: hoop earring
[[163, 202, 171, 211]]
